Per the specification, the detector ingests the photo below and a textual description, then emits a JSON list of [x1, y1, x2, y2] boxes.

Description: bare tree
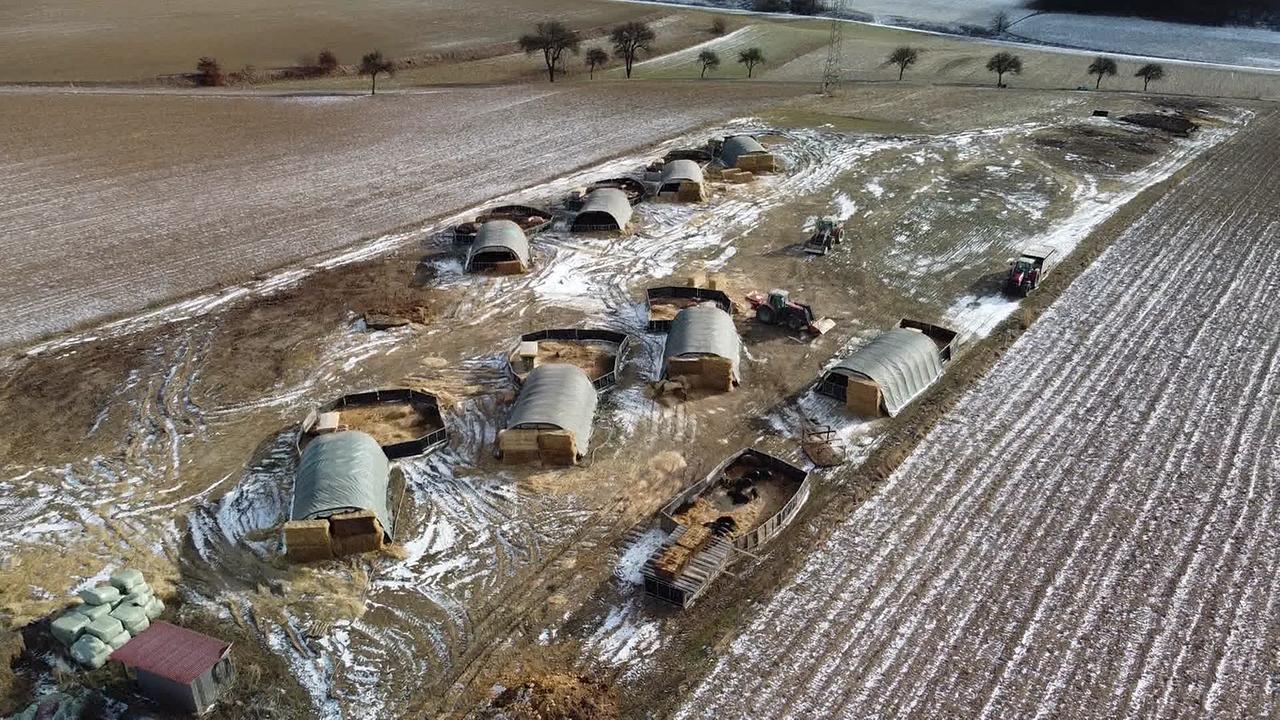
[[518, 21, 581, 83], [1088, 56, 1118, 89], [611, 21, 655, 78], [585, 47, 609, 79], [195, 57, 224, 86], [738, 47, 765, 78], [317, 49, 339, 75], [359, 51, 394, 95], [698, 49, 721, 79], [710, 17, 727, 36], [986, 51, 1022, 87], [1135, 62, 1166, 92], [992, 11, 1013, 33], [887, 46, 920, 81]]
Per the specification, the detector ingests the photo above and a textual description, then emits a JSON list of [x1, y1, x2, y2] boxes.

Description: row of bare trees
[[518, 20, 770, 82], [190, 18, 1170, 94], [192, 48, 384, 92], [1088, 56, 1167, 90], [518, 20, 659, 82], [884, 45, 1166, 90]]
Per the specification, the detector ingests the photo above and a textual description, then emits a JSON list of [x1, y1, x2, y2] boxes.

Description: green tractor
[[804, 217, 845, 255]]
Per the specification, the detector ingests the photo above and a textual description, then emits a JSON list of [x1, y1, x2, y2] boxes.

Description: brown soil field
[[1, 79, 1252, 717], [0, 0, 687, 83], [672, 109, 1280, 720], [0, 81, 803, 349]]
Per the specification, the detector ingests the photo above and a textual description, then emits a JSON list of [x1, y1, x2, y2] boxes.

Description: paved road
[[0, 82, 797, 348], [677, 112, 1280, 719]]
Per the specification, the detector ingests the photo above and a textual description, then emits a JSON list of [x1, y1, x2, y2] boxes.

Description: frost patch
[[615, 528, 668, 585], [585, 601, 662, 668]]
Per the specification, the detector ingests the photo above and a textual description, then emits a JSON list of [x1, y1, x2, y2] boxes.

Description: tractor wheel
[[756, 305, 776, 325], [787, 313, 807, 331]]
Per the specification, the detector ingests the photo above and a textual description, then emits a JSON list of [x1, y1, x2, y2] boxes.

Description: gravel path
[[676, 112, 1280, 719], [0, 82, 798, 348]]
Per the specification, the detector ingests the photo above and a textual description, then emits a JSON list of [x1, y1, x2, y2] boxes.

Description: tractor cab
[[766, 289, 791, 309], [1010, 256, 1037, 274], [804, 218, 844, 255], [814, 217, 839, 234]]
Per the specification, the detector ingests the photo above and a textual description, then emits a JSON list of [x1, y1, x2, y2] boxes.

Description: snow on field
[[585, 599, 663, 668], [1011, 14, 1280, 70], [945, 293, 1019, 337], [1, 104, 1246, 717], [627, 0, 1280, 70], [675, 113, 1280, 720], [636, 26, 759, 69], [617, 0, 1023, 26], [0, 83, 800, 350]]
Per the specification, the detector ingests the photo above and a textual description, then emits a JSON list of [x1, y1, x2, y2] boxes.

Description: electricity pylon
[[820, 0, 847, 94]]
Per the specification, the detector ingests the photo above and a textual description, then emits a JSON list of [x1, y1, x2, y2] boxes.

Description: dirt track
[[0, 81, 800, 349], [675, 112, 1280, 719]]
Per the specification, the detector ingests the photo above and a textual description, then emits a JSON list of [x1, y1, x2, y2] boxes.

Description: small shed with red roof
[[110, 621, 234, 716]]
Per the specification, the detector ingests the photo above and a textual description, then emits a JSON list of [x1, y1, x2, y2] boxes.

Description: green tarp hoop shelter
[[823, 328, 943, 416], [506, 364, 599, 458], [291, 431, 393, 541], [719, 135, 767, 168], [662, 304, 741, 384]]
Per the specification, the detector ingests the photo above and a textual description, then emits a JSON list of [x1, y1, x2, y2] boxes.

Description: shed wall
[[137, 670, 199, 715]]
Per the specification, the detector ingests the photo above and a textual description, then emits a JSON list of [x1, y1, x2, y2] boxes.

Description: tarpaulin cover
[[506, 364, 598, 455], [719, 135, 767, 167], [660, 159, 704, 185], [826, 328, 943, 416], [572, 188, 633, 231], [292, 431, 393, 540], [663, 304, 741, 382], [466, 219, 530, 270]]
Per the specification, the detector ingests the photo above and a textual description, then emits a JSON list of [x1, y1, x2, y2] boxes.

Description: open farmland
[[0, 0, 678, 82], [631, 0, 1280, 71], [0, 82, 1246, 717], [674, 111, 1280, 720], [0, 82, 801, 349], [610, 14, 1280, 100], [1009, 14, 1280, 70]]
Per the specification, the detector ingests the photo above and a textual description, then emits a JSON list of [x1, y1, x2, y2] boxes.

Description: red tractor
[[745, 289, 836, 335], [1005, 244, 1058, 296]]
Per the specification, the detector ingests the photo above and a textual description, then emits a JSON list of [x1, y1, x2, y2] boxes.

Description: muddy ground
[[0, 87, 1250, 718]]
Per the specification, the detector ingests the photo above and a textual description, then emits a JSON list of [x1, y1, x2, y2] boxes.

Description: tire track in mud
[[675, 114, 1280, 720], [3, 115, 1238, 716]]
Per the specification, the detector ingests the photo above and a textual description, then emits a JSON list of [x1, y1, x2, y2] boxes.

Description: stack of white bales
[[49, 568, 165, 669]]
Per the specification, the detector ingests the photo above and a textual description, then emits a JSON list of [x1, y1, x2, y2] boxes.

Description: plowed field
[[676, 112, 1280, 720]]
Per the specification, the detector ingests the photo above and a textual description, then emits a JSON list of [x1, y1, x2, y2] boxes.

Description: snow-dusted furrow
[[740, 188, 1233, 709], [675, 113, 1280, 719]]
